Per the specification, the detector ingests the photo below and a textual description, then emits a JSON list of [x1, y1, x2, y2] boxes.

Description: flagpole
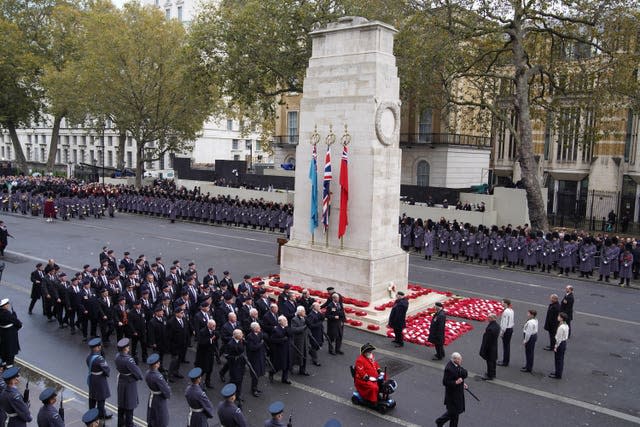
[[338, 124, 351, 250], [324, 125, 336, 248], [310, 125, 320, 245]]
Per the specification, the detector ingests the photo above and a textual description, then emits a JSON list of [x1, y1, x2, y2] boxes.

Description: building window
[[90, 150, 95, 164], [418, 109, 433, 143], [27, 134, 32, 144], [416, 160, 430, 187], [177, 5, 182, 21], [255, 140, 262, 152], [233, 154, 240, 161], [6, 146, 11, 159], [159, 154, 165, 170], [63, 148, 69, 163], [80, 149, 85, 163], [232, 139, 239, 150], [557, 107, 580, 162], [165, 8, 171, 19], [127, 137, 133, 147], [56, 149, 61, 163], [73, 136, 77, 145], [81, 136, 86, 146], [108, 136, 113, 146], [72, 149, 77, 163], [245, 140, 252, 150], [495, 112, 517, 160], [107, 151, 113, 167], [1, 147, 4, 158], [41, 147, 46, 161], [287, 111, 299, 144], [126, 151, 132, 168], [544, 113, 553, 161], [26, 146, 32, 161], [226, 119, 233, 131]]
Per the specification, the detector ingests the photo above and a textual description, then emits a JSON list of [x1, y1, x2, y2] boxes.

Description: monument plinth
[[280, 16, 408, 303]]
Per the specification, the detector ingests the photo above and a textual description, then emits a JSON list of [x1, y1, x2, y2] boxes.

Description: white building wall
[[444, 148, 490, 188]]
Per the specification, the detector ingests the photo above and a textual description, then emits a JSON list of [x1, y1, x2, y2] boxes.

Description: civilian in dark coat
[[435, 352, 468, 427], [0, 300, 21, 366], [268, 317, 291, 384], [560, 286, 574, 333], [195, 320, 219, 387], [306, 303, 324, 366], [543, 294, 561, 349], [429, 303, 446, 360], [147, 309, 168, 371], [226, 330, 247, 399], [28, 263, 45, 315], [127, 301, 148, 363], [245, 323, 266, 396], [479, 314, 500, 380], [166, 308, 188, 379], [388, 292, 409, 347], [325, 294, 346, 355]]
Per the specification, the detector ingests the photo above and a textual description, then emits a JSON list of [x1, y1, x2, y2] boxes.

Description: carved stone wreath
[[375, 101, 400, 146]]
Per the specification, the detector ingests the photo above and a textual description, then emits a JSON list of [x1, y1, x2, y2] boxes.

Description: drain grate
[[376, 357, 413, 377]]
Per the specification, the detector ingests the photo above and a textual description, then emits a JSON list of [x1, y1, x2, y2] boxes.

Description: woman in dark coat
[[245, 322, 267, 397]]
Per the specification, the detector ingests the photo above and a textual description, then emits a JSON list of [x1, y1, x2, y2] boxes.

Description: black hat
[[360, 343, 376, 354], [243, 274, 251, 279], [223, 271, 230, 275], [83, 264, 91, 269], [435, 302, 443, 308]]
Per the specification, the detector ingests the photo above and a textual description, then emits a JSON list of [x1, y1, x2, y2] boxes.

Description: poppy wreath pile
[[443, 298, 505, 321], [259, 275, 371, 308], [386, 314, 473, 346], [373, 285, 450, 311]]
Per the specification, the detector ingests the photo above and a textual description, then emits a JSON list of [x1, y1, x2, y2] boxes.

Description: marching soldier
[[216, 383, 247, 427], [36, 387, 64, 427], [115, 338, 143, 427], [0, 366, 32, 426], [185, 368, 215, 427], [145, 354, 171, 427], [265, 401, 293, 427], [86, 338, 113, 420]]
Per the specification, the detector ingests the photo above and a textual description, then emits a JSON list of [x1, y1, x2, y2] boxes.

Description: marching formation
[[401, 217, 637, 286], [19, 246, 349, 426]]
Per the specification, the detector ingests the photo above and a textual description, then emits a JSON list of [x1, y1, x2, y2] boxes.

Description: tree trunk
[[512, 13, 549, 231], [6, 122, 29, 174], [135, 142, 144, 188], [46, 114, 63, 172], [117, 131, 126, 170]]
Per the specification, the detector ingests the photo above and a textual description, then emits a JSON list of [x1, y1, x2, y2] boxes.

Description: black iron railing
[[272, 135, 299, 146], [400, 133, 491, 147]]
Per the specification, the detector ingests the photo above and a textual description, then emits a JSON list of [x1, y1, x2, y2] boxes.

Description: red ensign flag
[[338, 145, 349, 238]]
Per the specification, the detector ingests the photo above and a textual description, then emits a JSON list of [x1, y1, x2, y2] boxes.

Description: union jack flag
[[322, 146, 332, 231]]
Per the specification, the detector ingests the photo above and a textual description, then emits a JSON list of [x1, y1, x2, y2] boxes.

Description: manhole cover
[[376, 357, 412, 377], [586, 322, 600, 326], [592, 370, 609, 376], [620, 338, 634, 343]]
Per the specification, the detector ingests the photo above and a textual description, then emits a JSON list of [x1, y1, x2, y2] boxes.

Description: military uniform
[[115, 340, 144, 427], [185, 383, 214, 427], [145, 356, 171, 427], [216, 383, 247, 427], [86, 339, 111, 419], [0, 368, 32, 427]]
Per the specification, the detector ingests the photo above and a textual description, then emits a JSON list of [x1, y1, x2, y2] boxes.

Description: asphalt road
[[0, 212, 638, 427]]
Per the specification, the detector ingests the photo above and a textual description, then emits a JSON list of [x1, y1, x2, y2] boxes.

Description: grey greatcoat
[[36, 404, 64, 427], [145, 368, 171, 427], [185, 384, 214, 427], [0, 385, 32, 426], [290, 315, 308, 367], [115, 352, 144, 410], [87, 351, 111, 401]]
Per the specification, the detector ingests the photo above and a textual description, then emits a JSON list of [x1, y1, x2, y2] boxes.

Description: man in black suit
[[65, 276, 82, 335], [28, 263, 45, 315], [147, 307, 168, 371], [388, 292, 409, 347], [325, 293, 346, 355], [220, 271, 235, 296], [195, 319, 219, 388], [166, 307, 188, 381], [435, 352, 468, 427], [127, 300, 147, 363], [202, 268, 219, 288], [479, 313, 500, 380], [97, 288, 114, 345], [544, 294, 561, 350], [560, 286, 574, 335], [429, 302, 446, 360]]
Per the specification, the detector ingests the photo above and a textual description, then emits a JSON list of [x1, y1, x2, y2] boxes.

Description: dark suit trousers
[[548, 330, 556, 348], [436, 410, 459, 427], [502, 328, 513, 365], [524, 333, 537, 371], [486, 359, 497, 378], [554, 341, 566, 378], [435, 343, 445, 359], [393, 327, 403, 344]]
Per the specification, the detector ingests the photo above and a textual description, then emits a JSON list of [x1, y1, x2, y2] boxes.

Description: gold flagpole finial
[[325, 124, 336, 146], [310, 125, 320, 146], [341, 124, 351, 146]]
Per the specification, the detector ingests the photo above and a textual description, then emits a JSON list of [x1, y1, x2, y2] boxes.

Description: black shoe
[[497, 362, 507, 367], [252, 390, 260, 397], [299, 370, 310, 376], [174, 373, 184, 379], [548, 373, 561, 379], [336, 350, 344, 355], [103, 413, 113, 420], [312, 361, 322, 367], [393, 342, 404, 347], [329, 351, 336, 355], [28, 311, 32, 315], [543, 346, 553, 351], [480, 375, 494, 381], [282, 379, 292, 384], [432, 356, 443, 361], [520, 368, 531, 372]]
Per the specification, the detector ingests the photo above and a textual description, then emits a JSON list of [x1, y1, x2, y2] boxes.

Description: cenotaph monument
[[280, 16, 408, 303]]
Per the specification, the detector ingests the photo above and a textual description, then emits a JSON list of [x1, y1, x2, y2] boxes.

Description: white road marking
[[343, 339, 640, 425], [17, 357, 148, 426], [411, 263, 547, 289], [290, 380, 421, 427]]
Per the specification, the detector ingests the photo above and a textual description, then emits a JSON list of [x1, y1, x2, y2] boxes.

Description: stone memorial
[[280, 16, 408, 303]]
